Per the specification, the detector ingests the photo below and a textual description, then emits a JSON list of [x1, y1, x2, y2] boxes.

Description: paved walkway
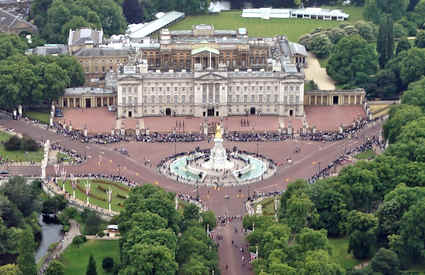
[[304, 52, 336, 90], [0, 118, 383, 275], [39, 220, 80, 274]]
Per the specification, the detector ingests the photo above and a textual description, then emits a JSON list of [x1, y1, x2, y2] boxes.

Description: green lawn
[[254, 197, 277, 216], [354, 150, 376, 160], [328, 237, 364, 270], [25, 111, 50, 124], [61, 179, 130, 212], [0, 131, 43, 162], [171, 6, 365, 42], [60, 240, 119, 275]]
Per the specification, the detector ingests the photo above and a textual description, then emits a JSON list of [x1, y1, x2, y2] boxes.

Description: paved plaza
[[0, 115, 383, 275], [57, 105, 365, 134]]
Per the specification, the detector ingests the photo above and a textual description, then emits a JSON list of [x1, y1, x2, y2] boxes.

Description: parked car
[[55, 109, 64, 117]]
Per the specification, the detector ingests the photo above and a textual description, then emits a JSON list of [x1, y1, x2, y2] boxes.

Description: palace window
[[259, 94, 263, 103], [244, 95, 248, 103], [251, 95, 255, 103], [174, 95, 178, 104], [182, 95, 185, 103], [151, 95, 155, 104], [274, 94, 278, 102]]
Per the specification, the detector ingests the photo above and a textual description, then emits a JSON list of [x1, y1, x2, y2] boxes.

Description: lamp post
[[107, 187, 112, 213], [256, 142, 259, 155], [85, 180, 91, 206]]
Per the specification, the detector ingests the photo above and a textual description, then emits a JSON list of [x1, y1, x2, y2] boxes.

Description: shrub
[[97, 231, 105, 238], [21, 136, 39, 151], [102, 257, 114, 272], [4, 136, 21, 151], [72, 235, 87, 247]]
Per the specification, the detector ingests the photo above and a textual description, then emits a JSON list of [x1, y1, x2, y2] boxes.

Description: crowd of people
[[50, 142, 86, 164], [307, 135, 383, 184]]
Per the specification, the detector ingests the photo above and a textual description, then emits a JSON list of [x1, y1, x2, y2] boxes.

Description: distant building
[[0, 8, 37, 34], [68, 28, 103, 55], [137, 24, 307, 73], [242, 7, 349, 21], [127, 11, 185, 41], [25, 44, 68, 56], [73, 48, 130, 83], [58, 87, 115, 108]]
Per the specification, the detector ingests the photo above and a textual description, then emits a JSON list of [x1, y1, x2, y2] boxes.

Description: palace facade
[[117, 70, 305, 118]]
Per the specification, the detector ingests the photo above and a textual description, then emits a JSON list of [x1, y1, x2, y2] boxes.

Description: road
[[0, 118, 383, 275]]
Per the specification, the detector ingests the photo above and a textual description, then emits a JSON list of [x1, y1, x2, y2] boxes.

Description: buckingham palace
[[116, 24, 306, 118], [117, 69, 304, 118]]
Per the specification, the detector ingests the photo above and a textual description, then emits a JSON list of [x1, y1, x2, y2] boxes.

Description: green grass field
[[25, 111, 50, 124], [0, 131, 43, 162], [328, 237, 364, 270], [171, 6, 364, 42], [60, 240, 119, 275], [61, 179, 130, 212]]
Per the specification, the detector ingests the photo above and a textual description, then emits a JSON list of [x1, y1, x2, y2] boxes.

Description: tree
[[327, 35, 378, 87], [309, 34, 332, 58], [371, 248, 400, 274], [17, 226, 37, 275], [122, 0, 142, 24], [72, 235, 87, 247], [102, 257, 114, 272], [377, 16, 394, 68], [383, 104, 423, 143], [1, 176, 39, 217], [86, 255, 97, 275], [355, 21, 377, 42], [0, 34, 27, 60], [286, 192, 318, 233], [46, 260, 65, 275], [399, 48, 425, 86], [376, 0, 408, 21], [121, 244, 178, 275], [346, 211, 378, 259], [308, 178, 348, 236], [401, 77, 425, 111], [396, 37, 411, 55], [0, 264, 22, 275], [415, 30, 425, 48], [397, 200, 425, 262], [4, 136, 21, 151]]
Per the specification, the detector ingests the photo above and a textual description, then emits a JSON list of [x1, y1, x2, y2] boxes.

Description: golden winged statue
[[215, 124, 222, 139]]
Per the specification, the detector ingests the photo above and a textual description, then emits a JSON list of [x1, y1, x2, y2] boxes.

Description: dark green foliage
[[102, 257, 114, 272], [81, 210, 103, 235], [4, 136, 39, 152], [327, 35, 378, 88], [31, 0, 126, 43], [309, 34, 332, 58], [72, 235, 87, 247], [396, 37, 411, 55], [401, 77, 425, 112], [122, 0, 142, 24], [415, 30, 425, 48], [377, 16, 394, 68], [347, 211, 378, 259], [46, 260, 65, 275], [17, 226, 37, 275], [4, 136, 21, 151], [86, 254, 97, 275], [42, 195, 68, 215], [118, 185, 218, 274], [370, 248, 400, 275]]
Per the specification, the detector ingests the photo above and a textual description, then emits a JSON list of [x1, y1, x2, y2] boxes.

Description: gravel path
[[304, 52, 336, 90]]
